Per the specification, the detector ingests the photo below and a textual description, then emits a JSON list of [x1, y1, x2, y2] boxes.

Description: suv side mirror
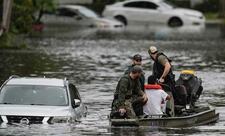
[[74, 99, 81, 107]]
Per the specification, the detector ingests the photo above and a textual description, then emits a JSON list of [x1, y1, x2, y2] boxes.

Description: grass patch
[[0, 33, 27, 49], [204, 12, 219, 20]]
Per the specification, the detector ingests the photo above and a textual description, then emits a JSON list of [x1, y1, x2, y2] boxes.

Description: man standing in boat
[[110, 65, 148, 119], [148, 46, 175, 94], [148, 46, 175, 116], [124, 54, 145, 116]]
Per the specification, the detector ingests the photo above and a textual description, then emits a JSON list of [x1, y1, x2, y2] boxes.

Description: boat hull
[[110, 107, 219, 127]]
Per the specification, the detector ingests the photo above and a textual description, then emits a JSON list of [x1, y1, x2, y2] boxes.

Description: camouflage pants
[[132, 96, 145, 116], [166, 91, 175, 117], [111, 99, 136, 119]]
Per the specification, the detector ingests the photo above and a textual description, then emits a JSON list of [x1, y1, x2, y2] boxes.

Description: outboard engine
[[175, 70, 203, 108]]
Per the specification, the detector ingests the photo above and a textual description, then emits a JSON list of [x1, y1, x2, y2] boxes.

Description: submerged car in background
[[0, 76, 87, 124], [42, 5, 124, 30], [103, 0, 205, 27]]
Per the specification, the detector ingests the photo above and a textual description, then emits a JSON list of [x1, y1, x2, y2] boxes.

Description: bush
[[193, 0, 219, 13]]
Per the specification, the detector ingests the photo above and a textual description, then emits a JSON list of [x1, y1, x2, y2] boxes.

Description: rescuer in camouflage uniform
[[124, 54, 146, 116], [124, 54, 145, 91], [110, 66, 148, 119]]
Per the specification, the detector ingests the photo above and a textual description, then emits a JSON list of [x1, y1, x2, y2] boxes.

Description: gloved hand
[[159, 77, 165, 83], [142, 94, 148, 105], [119, 108, 126, 116]]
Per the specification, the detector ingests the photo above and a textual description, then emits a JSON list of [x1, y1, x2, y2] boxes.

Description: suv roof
[[5, 77, 65, 87]]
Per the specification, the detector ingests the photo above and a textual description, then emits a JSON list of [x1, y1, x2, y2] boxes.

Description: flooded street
[[0, 24, 225, 135]]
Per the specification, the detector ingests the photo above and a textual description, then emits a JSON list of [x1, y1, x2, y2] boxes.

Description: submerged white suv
[[0, 76, 87, 124]]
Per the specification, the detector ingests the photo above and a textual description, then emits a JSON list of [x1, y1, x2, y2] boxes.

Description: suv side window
[[56, 8, 77, 17], [69, 84, 81, 106], [124, 1, 158, 10]]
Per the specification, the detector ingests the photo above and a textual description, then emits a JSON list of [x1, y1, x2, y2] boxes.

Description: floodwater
[[0, 23, 225, 136]]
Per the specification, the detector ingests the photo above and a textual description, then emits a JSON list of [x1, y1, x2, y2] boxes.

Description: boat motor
[[175, 70, 203, 108]]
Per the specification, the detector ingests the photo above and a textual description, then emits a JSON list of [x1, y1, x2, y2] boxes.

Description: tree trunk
[[219, 0, 225, 18], [1, 0, 13, 33]]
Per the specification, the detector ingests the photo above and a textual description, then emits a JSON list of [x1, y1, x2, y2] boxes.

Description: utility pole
[[1, 0, 13, 35]]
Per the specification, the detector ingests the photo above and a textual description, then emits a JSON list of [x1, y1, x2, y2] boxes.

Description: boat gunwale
[[139, 108, 217, 121]]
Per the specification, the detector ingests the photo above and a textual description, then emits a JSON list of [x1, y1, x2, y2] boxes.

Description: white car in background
[[103, 0, 205, 27], [42, 5, 124, 29]]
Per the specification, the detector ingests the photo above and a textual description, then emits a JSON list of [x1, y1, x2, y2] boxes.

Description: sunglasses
[[135, 59, 142, 62]]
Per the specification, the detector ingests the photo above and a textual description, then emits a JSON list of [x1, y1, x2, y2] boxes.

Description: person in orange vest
[[143, 75, 171, 116]]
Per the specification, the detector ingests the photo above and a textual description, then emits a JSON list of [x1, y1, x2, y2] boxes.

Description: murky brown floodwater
[[0, 24, 225, 136]]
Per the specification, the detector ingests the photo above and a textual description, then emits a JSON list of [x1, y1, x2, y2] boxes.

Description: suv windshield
[[0, 85, 68, 106]]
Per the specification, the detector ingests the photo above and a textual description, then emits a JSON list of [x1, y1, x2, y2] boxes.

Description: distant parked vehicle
[[103, 0, 205, 27], [42, 5, 124, 29], [0, 76, 87, 124]]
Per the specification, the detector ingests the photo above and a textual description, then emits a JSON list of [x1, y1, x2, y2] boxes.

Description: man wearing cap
[[124, 54, 145, 91], [148, 46, 175, 116], [110, 65, 148, 119], [124, 54, 145, 116], [148, 46, 175, 92]]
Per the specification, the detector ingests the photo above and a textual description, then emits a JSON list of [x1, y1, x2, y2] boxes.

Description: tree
[[9, 0, 56, 33], [219, 0, 225, 18], [31, 0, 56, 24], [1, 0, 13, 34]]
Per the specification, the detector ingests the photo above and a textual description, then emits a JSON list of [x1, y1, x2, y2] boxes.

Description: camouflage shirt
[[124, 65, 145, 91], [112, 74, 144, 110]]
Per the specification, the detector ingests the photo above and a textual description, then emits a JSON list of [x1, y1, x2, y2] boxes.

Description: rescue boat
[[110, 70, 219, 127]]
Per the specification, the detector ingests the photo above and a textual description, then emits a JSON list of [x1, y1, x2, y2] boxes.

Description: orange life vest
[[144, 84, 162, 90]]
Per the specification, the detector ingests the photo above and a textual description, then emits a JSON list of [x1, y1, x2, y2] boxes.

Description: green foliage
[[193, 0, 219, 13], [11, 0, 34, 34], [204, 12, 219, 20], [7, 0, 56, 34], [32, 0, 56, 23], [0, 33, 11, 48], [0, 0, 55, 48], [167, 0, 190, 8]]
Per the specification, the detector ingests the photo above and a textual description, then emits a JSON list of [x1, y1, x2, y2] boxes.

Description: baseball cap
[[132, 54, 142, 61], [148, 46, 158, 54], [131, 65, 143, 73]]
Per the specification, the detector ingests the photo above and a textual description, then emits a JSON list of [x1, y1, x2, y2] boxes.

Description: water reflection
[[220, 24, 225, 38], [125, 24, 205, 40], [0, 50, 60, 84], [31, 23, 209, 41]]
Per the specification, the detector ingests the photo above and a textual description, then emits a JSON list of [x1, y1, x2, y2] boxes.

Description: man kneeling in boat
[[143, 75, 171, 117], [110, 66, 148, 119]]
